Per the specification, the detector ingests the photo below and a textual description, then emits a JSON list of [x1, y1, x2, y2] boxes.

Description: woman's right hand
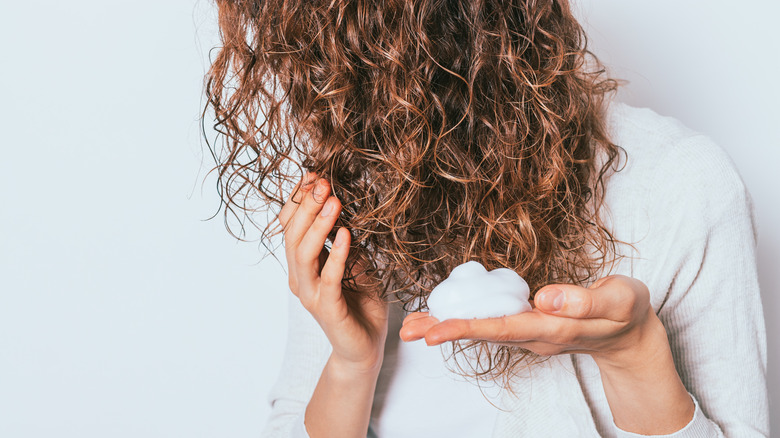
[[278, 172, 389, 373]]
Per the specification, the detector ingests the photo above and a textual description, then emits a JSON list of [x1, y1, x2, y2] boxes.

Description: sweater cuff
[[613, 393, 720, 437], [291, 410, 311, 438]]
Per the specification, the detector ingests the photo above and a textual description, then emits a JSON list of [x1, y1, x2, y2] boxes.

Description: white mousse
[[427, 261, 532, 320]]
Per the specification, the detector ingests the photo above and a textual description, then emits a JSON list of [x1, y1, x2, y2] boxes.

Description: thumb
[[534, 276, 645, 321], [534, 284, 597, 319]]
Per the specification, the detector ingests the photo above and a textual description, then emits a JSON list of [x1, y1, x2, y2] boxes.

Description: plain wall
[[0, 1, 775, 436]]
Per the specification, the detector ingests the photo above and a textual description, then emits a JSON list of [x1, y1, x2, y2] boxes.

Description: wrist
[[306, 352, 383, 438], [328, 351, 385, 378], [592, 312, 695, 434]]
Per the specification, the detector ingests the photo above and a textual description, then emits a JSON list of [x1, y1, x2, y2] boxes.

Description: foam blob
[[427, 261, 532, 320]]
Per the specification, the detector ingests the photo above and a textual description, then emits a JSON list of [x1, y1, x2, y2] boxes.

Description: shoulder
[[601, 102, 755, 308], [604, 101, 748, 212]]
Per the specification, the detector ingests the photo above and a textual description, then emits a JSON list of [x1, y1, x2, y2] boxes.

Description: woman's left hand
[[400, 274, 697, 435], [400, 275, 662, 372]]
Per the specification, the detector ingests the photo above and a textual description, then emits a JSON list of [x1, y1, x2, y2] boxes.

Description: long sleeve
[[261, 294, 331, 438], [612, 393, 720, 438], [558, 105, 769, 438], [644, 137, 768, 436]]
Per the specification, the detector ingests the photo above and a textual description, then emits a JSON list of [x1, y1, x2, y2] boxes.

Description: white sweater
[[261, 102, 769, 437]]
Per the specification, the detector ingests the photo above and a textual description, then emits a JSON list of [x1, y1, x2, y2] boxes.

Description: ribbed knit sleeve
[[553, 105, 768, 438], [633, 134, 768, 436], [261, 294, 331, 438], [613, 393, 719, 438]]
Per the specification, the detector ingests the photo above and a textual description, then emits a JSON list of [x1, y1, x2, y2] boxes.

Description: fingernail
[[332, 228, 345, 247], [320, 198, 334, 216], [541, 289, 564, 311]]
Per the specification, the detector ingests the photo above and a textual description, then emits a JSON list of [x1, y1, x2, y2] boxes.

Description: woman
[[204, 0, 768, 436]]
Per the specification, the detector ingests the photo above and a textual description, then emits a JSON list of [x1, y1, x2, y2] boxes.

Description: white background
[[0, 1, 776, 436]]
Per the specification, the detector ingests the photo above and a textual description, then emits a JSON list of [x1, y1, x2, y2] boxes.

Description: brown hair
[[204, 0, 625, 382]]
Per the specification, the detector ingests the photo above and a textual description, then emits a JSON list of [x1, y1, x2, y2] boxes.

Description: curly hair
[[204, 0, 626, 383]]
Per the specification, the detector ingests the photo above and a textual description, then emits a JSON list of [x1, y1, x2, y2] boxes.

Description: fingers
[[280, 173, 337, 295], [278, 172, 318, 228], [297, 196, 342, 265], [403, 312, 431, 324], [401, 310, 626, 350], [280, 173, 318, 294], [293, 194, 341, 292], [284, 178, 332, 250], [430, 311, 565, 346], [400, 276, 653, 357], [399, 313, 439, 342], [534, 275, 650, 322], [319, 227, 351, 302]]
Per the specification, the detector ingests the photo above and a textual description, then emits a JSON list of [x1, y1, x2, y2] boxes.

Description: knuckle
[[589, 275, 612, 289], [311, 215, 334, 234], [633, 279, 651, 303], [311, 179, 330, 203], [624, 290, 639, 309], [282, 226, 299, 249], [615, 308, 634, 324], [320, 270, 342, 287], [592, 274, 624, 290], [575, 294, 594, 318], [624, 282, 650, 316], [293, 250, 310, 266], [610, 295, 635, 323], [564, 291, 591, 318]]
